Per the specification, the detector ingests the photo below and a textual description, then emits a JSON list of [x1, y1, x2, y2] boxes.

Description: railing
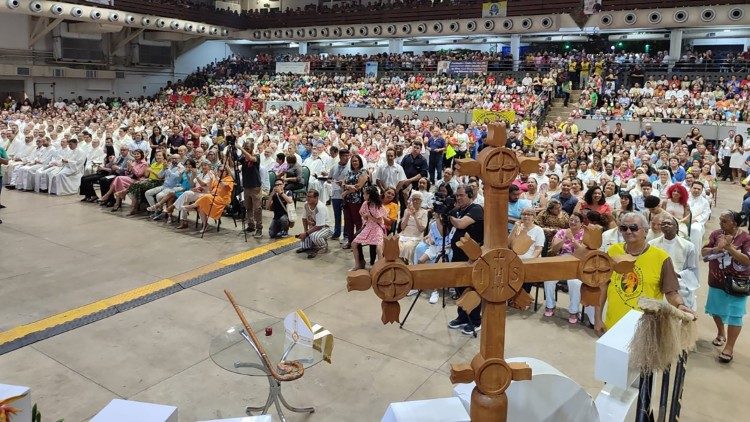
[[601, 0, 748, 12], [245, 2, 482, 29], [0, 49, 54, 65], [572, 117, 742, 141]]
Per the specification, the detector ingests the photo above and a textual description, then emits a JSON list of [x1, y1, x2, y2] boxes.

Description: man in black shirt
[[267, 180, 293, 238], [397, 141, 428, 218], [167, 125, 185, 154], [447, 185, 485, 335], [238, 142, 263, 238]]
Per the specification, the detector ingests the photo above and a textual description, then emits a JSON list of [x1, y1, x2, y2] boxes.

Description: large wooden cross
[[347, 124, 622, 421]]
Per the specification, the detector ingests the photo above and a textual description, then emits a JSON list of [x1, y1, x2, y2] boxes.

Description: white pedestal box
[[594, 309, 642, 389], [90, 399, 177, 422], [0, 384, 32, 422], [453, 357, 599, 422], [199, 416, 273, 422], [594, 382, 640, 422], [381, 397, 470, 422]]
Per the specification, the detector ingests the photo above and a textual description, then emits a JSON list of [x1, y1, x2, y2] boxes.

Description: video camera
[[432, 192, 456, 216]]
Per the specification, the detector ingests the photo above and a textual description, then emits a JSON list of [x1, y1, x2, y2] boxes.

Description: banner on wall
[[365, 61, 379, 77], [243, 98, 265, 112], [583, 0, 603, 15], [481, 1, 507, 18], [437, 61, 488, 75], [306, 101, 325, 116], [471, 109, 516, 125], [275, 61, 311, 75]]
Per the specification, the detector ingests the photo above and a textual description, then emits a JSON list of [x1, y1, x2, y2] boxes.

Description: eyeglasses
[[618, 224, 641, 232]]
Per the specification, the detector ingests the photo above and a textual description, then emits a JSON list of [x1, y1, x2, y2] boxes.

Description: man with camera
[[446, 184, 485, 335], [267, 179, 294, 239], [238, 141, 263, 238]]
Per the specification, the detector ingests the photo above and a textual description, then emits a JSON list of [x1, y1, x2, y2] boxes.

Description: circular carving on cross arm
[[482, 148, 520, 188], [372, 263, 413, 301], [475, 358, 513, 395], [472, 248, 524, 303], [578, 251, 613, 287]]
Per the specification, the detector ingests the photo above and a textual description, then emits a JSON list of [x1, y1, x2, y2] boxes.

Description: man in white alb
[[687, 180, 711, 263], [50, 138, 87, 195], [649, 214, 700, 311], [34, 138, 69, 192]]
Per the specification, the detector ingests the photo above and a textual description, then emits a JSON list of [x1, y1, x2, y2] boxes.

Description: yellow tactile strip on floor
[[0, 237, 299, 354]]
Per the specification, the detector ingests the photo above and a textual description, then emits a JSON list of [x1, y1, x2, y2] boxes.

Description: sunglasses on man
[[618, 224, 640, 232]]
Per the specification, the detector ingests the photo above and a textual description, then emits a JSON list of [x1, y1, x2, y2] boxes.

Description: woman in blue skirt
[[703, 210, 750, 363]]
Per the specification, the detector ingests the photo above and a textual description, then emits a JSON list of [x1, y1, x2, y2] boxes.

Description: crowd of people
[[1, 49, 749, 363], [558, 51, 750, 123]]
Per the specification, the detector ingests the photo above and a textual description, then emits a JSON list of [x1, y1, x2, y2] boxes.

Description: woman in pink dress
[[99, 150, 148, 211], [351, 185, 387, 271]]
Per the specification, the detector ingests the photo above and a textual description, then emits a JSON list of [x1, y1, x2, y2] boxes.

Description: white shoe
[[407, 289, 419, 297], [429, 291, 439, 304]]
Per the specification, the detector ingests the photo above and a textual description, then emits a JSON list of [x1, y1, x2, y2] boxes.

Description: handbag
[[720, 260, 750, 297], [723, 273, 750, 297]]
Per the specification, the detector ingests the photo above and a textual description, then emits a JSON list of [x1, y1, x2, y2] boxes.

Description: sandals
[[712, 336, 726, 347], [719, 352, 733, 363], [544, 308, 555, 317], [568, 314, 579, 324]]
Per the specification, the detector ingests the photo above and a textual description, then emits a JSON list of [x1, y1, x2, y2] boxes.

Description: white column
[[669, 29, 683, 70], [298, 41, 308, 55], [388, 39, 404, 54], [510, 35, 520, 71]]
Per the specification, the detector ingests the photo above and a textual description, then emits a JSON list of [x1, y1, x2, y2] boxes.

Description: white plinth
[[595, 309, 642, 389], [594, 382, 640, 422], [0, 384, 31, 422], [199, 416, 273, 422], [90, 399, 177, 422], [453, 357, 599, 422], [382, 397, 470, 422]]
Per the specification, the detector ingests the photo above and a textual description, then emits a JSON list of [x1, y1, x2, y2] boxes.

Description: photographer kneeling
[[446, 185, 485, 335]]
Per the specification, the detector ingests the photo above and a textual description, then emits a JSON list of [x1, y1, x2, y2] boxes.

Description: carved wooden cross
[[347, 124, 617, 421]]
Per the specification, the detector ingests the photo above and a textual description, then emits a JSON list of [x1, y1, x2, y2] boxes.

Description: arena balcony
[[60, 0, 583, 30], [601, 0, 749, 12]]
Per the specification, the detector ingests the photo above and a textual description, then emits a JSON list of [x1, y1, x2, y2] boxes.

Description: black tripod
[[201, 146, 247, 242], [400, 214, 450, 330]]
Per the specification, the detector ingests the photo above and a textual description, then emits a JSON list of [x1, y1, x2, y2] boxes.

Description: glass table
[[209, 318, 324, 421]]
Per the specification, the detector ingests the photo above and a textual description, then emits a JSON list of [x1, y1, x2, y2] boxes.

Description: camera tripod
[[201, 145, 247, 242], [399, 213, 451, 330]]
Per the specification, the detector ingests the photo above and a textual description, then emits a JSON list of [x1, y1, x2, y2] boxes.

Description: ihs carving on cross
[[347, 123, 618, 422]]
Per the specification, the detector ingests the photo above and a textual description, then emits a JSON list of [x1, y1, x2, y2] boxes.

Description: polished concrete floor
[[0, 184, 748, 421]]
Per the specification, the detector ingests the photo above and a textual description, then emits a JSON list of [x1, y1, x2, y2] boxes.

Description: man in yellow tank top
[[594, 212, 694, 334], [579, 59, 591, 89]]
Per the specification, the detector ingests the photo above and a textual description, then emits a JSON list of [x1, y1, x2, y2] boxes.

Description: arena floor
[[0, 183, 747, 421]]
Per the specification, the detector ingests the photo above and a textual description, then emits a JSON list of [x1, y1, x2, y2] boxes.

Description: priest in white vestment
[[687, 182, 711, 262], [50, 138, 87, 195], [302, 146, 329, 204], [34, 139, 69, 192], [649, 214, 700, 311], [9, 138, 46, 189], [3, 136, 35, 183], [259, 147, 276, 193], [19, 138, 54, 191], [85, 138, 106, 175]]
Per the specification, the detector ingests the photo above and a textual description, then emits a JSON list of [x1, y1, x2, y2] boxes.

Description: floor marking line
[[0, 238, 297, 350]]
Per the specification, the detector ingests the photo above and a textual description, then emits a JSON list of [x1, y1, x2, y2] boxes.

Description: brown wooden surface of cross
[[347, 123, 616, 421]]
